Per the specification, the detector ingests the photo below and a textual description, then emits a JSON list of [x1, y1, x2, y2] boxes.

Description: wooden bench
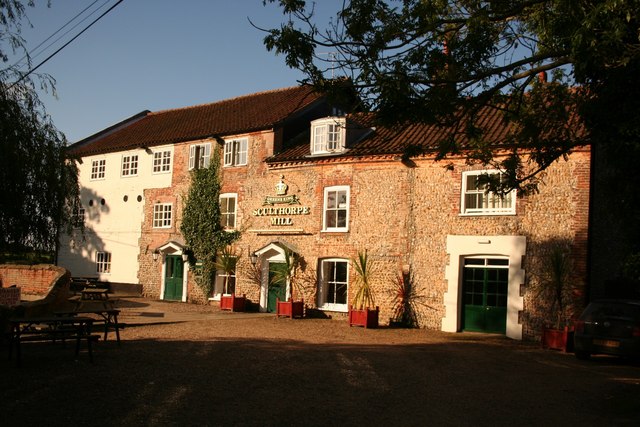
[[55, 309, 123, 345], [9, 316, 99, 366]]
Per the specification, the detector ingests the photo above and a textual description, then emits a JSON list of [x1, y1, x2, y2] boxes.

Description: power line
[[12, 0, 106, 70], [8, 0, 125, 89]]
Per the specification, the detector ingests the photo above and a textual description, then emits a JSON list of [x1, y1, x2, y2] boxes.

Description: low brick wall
[[0, 264, 64, 296], [0, 264, 71, 317]]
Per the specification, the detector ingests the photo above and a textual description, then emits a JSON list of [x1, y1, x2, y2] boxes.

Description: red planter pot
[[276, 298, 304, 318], [541, 325, 574, 352], [220, 294, 246, 312], [349, 306, 379, 328]]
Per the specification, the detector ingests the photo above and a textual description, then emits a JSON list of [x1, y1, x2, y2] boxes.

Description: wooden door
[[164, 255, 184, 301], [462, 258, 508, 334]]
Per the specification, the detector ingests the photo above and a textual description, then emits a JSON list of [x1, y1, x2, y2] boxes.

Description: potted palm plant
[[536, 244, 574, 351], [348, 250, 379, 328], [214, 247, 246, 312], [389, 270, 420, 328], [274, 248, 304, 319]]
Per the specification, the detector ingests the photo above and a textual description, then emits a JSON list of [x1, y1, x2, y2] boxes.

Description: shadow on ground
[[2, 325, 639, 426]]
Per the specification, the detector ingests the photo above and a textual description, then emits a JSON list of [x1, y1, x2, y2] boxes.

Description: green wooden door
[[164, 255, 184, 301], [462, 258, 508, 334], [267, 262, 286, 312]]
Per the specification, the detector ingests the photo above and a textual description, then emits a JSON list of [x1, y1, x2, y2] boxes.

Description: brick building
[[59, 85, 591, 340]]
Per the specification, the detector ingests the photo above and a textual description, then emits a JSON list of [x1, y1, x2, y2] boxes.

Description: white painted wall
[[58, 146, 174, 283]]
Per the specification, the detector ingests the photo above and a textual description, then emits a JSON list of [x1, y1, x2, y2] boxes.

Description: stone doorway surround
[[443, 235, 526, 340]]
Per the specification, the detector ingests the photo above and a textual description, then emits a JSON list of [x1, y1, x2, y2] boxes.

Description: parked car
[[573, 299, 640, 360]]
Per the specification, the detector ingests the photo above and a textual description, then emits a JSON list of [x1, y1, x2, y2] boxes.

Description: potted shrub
[[535, 243, 574, 351], [215, 247, 246, 312], [389, 270, 420, 328], [274, 248, 304, 319], [349, 251, 379, 328]]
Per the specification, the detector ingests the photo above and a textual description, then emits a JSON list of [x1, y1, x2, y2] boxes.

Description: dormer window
[[311, 117, 346, 155]]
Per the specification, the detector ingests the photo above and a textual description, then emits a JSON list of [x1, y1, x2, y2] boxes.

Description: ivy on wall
[[180, 147, 239, 297]]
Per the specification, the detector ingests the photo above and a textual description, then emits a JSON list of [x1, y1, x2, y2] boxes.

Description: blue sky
[[11, 0, 343, 142]]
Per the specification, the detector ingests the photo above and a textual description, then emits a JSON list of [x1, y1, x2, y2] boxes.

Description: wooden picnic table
[[55, 308, 122, 345], [8, 316, 97, 366], [81, 288, 110, 301]]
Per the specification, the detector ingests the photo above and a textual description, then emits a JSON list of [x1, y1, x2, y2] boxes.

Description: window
[[153, 203, 172, 228], [214, 263, 237, 297], [323, 186, 350, 231], [461, 171, 516, 215], [189, 143, 211, 170], [220, 193, 237, 229], [90, 159, 106, 180], [311, 117, 346, 155], [153, 150, 172, 173], [96, 251, 111, 274], [223, 138, 248, 167], [121, 154, 139, 177], [72, 207, 85, 228], [318, 259, 349, 311]]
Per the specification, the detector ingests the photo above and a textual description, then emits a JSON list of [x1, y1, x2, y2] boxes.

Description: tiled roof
[[268, 106, 513, 163], [68, 85, 324, 156]]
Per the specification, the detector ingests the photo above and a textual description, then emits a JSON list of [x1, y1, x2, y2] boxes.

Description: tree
[[1, 1, 81, 258], [261, 0, 640, 195], [180, 147, 240, 297]]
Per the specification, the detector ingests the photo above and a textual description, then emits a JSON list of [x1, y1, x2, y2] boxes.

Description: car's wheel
[[575, 350, 591, 360]]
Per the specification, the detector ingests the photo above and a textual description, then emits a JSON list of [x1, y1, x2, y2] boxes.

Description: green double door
[[462, 258, 508, 334], [164, 255, 184, 301], [267, 262, 286, 312]]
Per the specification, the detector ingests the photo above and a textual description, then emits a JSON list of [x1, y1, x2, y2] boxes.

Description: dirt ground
[[2, 297, 640, 426]]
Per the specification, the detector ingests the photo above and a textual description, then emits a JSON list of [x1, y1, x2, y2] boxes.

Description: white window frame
[[90, 159, 106, 180], [322, 186, 350, 232], [311, 117, 346, 155], [223, 138, 248, 167], [121, 154, 139, 177], [213, 263, 237, 298], [152, 203, 173, 228], [96, 251, 111, 274], [152, 150, 172, 173], [188, 143, 211, 170], [318, 258, 349, 312], [461, 170, 516, 216], [220, 193, 237, 229]]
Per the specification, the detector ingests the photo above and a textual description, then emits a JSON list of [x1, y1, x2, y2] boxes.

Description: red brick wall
[[0, 264, 66, 296]]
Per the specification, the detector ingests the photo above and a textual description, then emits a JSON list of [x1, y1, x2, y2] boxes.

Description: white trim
[[188, 142, 211, 170], [157, 242, 189, 303], [219, 193, 238, 229], [310, 117, 346, 155], [120, 154, 139, 177], [223, 137, 248, 167], [443, 235, 526, 340], [152, 203, 173, 228], [460, 170, 516, 216], [90, 159, 106, 180], [322, 185, 350, 232], [254, 242, 288, 312], [152, 149, 172, 174], [317, 258, 349, 313]]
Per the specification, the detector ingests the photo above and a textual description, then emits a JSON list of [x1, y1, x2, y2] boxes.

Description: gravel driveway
[[2, 297, 639, 426]]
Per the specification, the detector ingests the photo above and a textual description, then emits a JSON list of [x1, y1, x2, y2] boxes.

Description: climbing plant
[[180, 146, 239, 297]]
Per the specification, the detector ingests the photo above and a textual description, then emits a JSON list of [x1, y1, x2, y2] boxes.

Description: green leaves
[[351, 250, 376, 310], [262, 0, 640, 194], [180, 148, 240, 296]]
